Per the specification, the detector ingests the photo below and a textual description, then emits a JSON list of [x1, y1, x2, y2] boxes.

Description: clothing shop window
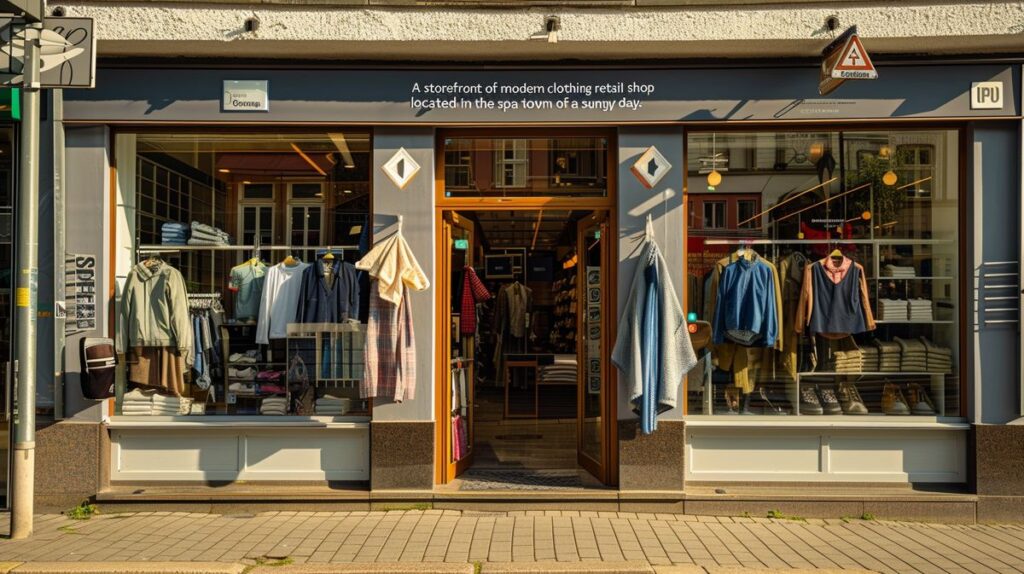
[[114, 131, 372, 418], [685, 129, 961, 420], [442, 135, 609, 197]]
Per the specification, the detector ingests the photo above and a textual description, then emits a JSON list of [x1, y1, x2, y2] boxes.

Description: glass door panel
[[578, 212, 609, 480]]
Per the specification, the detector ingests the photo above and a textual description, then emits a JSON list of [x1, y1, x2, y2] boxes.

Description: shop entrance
[[437, 208, 614, 488]]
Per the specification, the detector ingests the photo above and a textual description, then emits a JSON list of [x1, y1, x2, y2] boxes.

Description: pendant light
[[881, 138, 898, 186], [707, 133, 722, 187]]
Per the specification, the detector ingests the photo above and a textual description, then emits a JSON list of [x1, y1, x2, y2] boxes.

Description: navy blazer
[[295, 259, 361, 323]]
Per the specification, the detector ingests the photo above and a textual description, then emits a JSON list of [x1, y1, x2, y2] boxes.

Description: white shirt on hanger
[[256, 261, 311, 344]]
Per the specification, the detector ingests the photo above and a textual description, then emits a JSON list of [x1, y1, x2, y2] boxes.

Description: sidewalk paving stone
[[0, 511, 1021, 573]]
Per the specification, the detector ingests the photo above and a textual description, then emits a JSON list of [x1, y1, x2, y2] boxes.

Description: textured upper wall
[[54, 1, 1024, 60]]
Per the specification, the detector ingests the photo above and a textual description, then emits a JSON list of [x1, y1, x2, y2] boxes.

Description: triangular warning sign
[[835, 35, 875, 72]]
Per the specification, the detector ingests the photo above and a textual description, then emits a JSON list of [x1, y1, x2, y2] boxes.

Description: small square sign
[[971, 81, 1004, 110], [382, 147, 421, 190], [631, 146, 672, 189], [223, 80, 269, 112]]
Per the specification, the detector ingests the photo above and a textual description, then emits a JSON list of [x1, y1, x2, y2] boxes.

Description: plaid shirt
[[460, 266, 491, 334], [362, 282, 416, 402]]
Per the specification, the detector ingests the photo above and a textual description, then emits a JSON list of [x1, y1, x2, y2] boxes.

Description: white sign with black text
[[971, 81, 1004, 110], [223, 80, 269, 112]]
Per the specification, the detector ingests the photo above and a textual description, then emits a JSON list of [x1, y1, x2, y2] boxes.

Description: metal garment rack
[[137, 244, 361, 255]]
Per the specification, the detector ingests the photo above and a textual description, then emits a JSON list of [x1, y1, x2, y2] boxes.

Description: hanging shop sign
[[970, 81, 1004, 110], [631, 146, 672, 189], [819, 26, 877, 96], [0, 17, 96, 88], [65, 253, 96, 335], [223, 80, 269, 112], [382, 147, 421, 190]]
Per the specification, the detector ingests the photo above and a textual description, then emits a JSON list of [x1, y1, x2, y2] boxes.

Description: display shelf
[[873, 276, 954, 281], [875, 320, 955, 324], [798, 372, 949, 377]]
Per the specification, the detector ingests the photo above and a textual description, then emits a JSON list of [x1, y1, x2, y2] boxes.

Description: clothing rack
[[137, 244, 361, 254]]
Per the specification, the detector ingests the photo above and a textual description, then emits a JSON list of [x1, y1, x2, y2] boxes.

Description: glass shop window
[[115, 131, 374, 418], [442, 136, 609, 197], [685, 129, 961, 420]]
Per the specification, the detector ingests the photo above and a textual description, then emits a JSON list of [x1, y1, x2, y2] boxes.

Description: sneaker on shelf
[[838, 382, 869, 415], [228, 351, 259, 364], [816, 385, 843, 415], [228, 367, 256, 379], [799, 386, 823, 415], [882, 383, 911, 416], [907, 383, 937, 416]]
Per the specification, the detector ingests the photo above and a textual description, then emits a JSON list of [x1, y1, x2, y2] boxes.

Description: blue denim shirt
[[712, 255, 779, 348]]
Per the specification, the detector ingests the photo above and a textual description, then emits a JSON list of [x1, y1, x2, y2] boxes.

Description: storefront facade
[[32, 60, 1023, 521]]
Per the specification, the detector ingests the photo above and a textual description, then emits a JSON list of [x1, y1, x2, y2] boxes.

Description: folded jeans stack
[[260, 396, 288, 415], [188, 221, 231, 246], [818, 337, 862, 373], [122, 388, 156, 415], [315, 395, 351, 416], [878, 299, 909, 322], [875, 340, 902, 372], [161, 222, 189, 246], [895, 337, 929, 372], [908, 298, 934, 322], [921, 337, 953, 374]]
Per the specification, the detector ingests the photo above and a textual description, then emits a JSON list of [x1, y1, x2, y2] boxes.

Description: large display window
[[685, 129, 961, 419], [114, 131, 372, 417]]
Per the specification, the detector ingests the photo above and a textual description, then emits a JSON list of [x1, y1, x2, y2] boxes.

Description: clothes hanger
[[282, 252, 298, 266]]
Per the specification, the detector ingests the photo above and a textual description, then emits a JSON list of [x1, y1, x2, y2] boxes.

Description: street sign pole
[[10, 20, 41, 540]]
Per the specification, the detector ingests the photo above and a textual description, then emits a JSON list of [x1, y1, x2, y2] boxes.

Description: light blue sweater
[[612, 239, 697, 434]]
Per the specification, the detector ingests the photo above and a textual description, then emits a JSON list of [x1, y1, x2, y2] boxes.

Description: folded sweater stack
[[882, 264, 916, 278], [315, 395, 351, 416], [878, 299, 909, 321], [908, 299, 934, 322], [188, 221, 231, 246], [260, 396, 288, 415], [895, 337, 928, 372], [122, 388, 155, 415], [921, 337, 953, 374], [859, 345, 879, 372], [875, 340, 902, 371], [540, 355, 578, 384]]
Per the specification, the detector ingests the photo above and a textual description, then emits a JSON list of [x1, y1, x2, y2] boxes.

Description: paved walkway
[[0, 511, 1022, 573]]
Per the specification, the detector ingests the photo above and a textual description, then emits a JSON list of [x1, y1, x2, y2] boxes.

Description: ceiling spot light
[[218, 168, 230, 173]]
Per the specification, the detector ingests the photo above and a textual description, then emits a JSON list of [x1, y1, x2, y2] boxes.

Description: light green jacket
[[120, 261, 193, 365]]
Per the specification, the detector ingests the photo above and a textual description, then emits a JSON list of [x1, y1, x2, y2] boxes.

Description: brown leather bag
[[80, 338, 116, 399]]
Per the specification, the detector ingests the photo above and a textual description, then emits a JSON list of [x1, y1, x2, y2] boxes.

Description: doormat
[[458, 469, 584, 491]]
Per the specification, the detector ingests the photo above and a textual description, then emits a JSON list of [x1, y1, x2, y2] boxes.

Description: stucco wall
[[53, 2, 1024, 60]]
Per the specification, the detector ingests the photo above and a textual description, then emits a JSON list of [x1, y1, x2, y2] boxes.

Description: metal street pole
[[11, 21, 42, 540]]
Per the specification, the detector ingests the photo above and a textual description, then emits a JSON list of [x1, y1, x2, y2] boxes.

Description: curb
[[3, 563, 245, 574], [249, 565, 474, 574]]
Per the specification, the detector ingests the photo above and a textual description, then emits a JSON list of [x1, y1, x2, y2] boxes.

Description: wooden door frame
[[433, 127, 619, 487]]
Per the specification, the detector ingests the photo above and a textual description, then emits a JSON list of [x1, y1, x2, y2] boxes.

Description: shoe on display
[[816, 385, 843, 415], [228, 352, 258, 364], [882, 383, 911, 416], [799, 386, 823, 415], [907, 383, 937, 416], [838, 382, 869, 415], [228, 367, 256, 379]]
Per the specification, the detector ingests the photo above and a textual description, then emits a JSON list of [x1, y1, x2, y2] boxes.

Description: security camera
[[51, 6, 66, 16], [545, 16, 560, 44], [545, 16, 561, 33], [244, 16, 260, 33], [825, 15, 840, 33]]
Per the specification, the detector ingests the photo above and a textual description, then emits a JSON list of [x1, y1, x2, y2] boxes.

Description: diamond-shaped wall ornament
[[382, 147, 421, 190], [631, 146, 672, 189]]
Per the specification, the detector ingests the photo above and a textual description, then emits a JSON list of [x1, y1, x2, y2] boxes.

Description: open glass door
[[440, 211, 475, 482], [577, 211, 611, 482]]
